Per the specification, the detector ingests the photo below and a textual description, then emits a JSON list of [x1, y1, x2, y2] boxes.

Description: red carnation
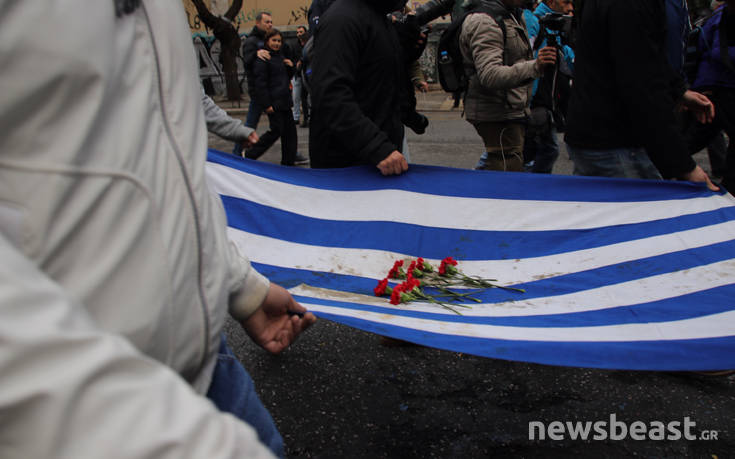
[[400, 277, 421, 293], [373, 278, 390, 297], [388, 260, 406, 279], [439, 257, 459, 276], [416, 257, 433, 272], [390, 284, 404, 305]]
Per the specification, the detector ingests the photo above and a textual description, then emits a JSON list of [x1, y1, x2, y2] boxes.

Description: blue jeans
[[292, 76, 302, 121], [206, 335, 284, 458], [232, 99, 264, 156], [566, 145, 663, 180]]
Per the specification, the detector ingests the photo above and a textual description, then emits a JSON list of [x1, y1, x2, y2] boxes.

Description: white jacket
[[0, 1, 274, 457]]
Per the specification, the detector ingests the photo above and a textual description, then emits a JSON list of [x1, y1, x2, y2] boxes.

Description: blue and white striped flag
[[206, 150, 735, 371]]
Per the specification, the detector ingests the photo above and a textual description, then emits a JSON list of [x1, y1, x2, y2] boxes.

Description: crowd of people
[[1, 0, 733, 457], [226, 0, 731, 193]]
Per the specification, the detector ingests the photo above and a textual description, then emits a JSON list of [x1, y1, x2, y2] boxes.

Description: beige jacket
[[0, 1, 274, 457], [460, 11, 541, 123]]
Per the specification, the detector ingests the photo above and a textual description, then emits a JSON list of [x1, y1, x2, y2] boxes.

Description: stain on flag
[[207, 150, 735, 371]]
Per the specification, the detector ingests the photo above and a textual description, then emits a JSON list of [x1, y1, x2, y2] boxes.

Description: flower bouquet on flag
[[373, 257, 524, 314]]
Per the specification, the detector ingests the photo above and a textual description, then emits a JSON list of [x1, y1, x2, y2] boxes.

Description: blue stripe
[[222, 196, 735, 260], [209, 150, 735, 370], [313, 312, 735, 370], [294, 283, 735, 327], [254, 237, 735, 302], [208, 149, 727, 202]]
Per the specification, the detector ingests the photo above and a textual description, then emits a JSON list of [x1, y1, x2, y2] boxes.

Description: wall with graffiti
[[183, 0, 311, 34], [186, 0, 445, 95]]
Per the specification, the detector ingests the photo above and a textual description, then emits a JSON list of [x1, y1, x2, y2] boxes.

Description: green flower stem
[[435, 287, 483, 303], [412, 289, 464, 315], [422, 297, 463, 315], [458, 273, 525, 293]]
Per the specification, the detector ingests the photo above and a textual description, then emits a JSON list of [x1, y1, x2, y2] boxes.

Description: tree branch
[[224, 0, 243, 22], [191, 0, 217, 25]]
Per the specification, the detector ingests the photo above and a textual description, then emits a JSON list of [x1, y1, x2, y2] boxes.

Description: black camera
[[391, 0, 454, 25], [414, 0, 455, 26], [536, 12, 574, 48]]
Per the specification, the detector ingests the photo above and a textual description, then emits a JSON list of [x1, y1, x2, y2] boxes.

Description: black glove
[[405, 111, 429, 135]]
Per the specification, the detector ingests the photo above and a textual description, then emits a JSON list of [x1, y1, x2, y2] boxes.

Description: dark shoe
[[300, 118, 309, 128], [294, 153, 309, 165]]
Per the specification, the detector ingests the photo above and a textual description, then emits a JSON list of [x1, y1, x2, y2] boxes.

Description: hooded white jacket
[[0, 1, 274, 457]]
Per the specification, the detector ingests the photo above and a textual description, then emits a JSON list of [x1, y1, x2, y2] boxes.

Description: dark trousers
[[232, 98, 264, 156], [470, 121, 525, 172], [246, 109, 297, 165], [300, 83, 310, 123], [683, 88, 735, 192], [523, 107, 560, 174]]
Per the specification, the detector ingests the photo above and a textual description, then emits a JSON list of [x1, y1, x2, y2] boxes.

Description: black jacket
[[253, 50, 295, 112], [242, 26, 267, 97], [309, 0, 406, 168], [564, 0, 695, 178]]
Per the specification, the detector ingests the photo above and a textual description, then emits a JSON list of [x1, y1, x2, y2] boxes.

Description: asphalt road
[[210, 96, 731, 458]]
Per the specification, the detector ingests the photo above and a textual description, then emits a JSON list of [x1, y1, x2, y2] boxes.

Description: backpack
[[436, 3, 510, 93], [683, 7, 735, 85]]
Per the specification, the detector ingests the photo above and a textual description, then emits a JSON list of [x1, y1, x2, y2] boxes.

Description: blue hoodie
[[528, 2, 575, 98], [692, 6, 735, 89]]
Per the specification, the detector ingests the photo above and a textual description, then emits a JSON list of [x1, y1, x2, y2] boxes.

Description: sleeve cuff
[[235, 125, 254, 143], [228, 268, 270, 322]]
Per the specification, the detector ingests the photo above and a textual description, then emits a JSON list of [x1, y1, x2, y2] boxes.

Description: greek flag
[[206, 150, 735, 371]]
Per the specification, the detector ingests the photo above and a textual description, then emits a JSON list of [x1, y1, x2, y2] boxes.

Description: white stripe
[[287, 256, 735, 318], [298, 304, 735, 342], [207, 163, 735, 232], [227, 220, 735, 285]]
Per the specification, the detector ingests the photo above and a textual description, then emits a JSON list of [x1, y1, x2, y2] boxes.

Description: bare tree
[[191, 0, 243, 101]]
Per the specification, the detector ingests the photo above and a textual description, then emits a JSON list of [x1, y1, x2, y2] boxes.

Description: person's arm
[[0, 234, 276, 459], [252, 58, 273, 111], [409, 60, 428, 91], [201, 87, 256, 144], [310, 11, 402, 167], [460, 13, 541, 90], [284, 58, 296, 79], [207, 191, 316, 351], [242, 35, 260, 69]]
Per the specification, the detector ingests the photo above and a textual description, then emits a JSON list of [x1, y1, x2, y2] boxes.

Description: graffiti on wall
[[183, 0, 315, 32], [182, 0, 440, 33], [288, 6, 309, 25], [193, 34, 246, 95], [188, 0, 444, 94]]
